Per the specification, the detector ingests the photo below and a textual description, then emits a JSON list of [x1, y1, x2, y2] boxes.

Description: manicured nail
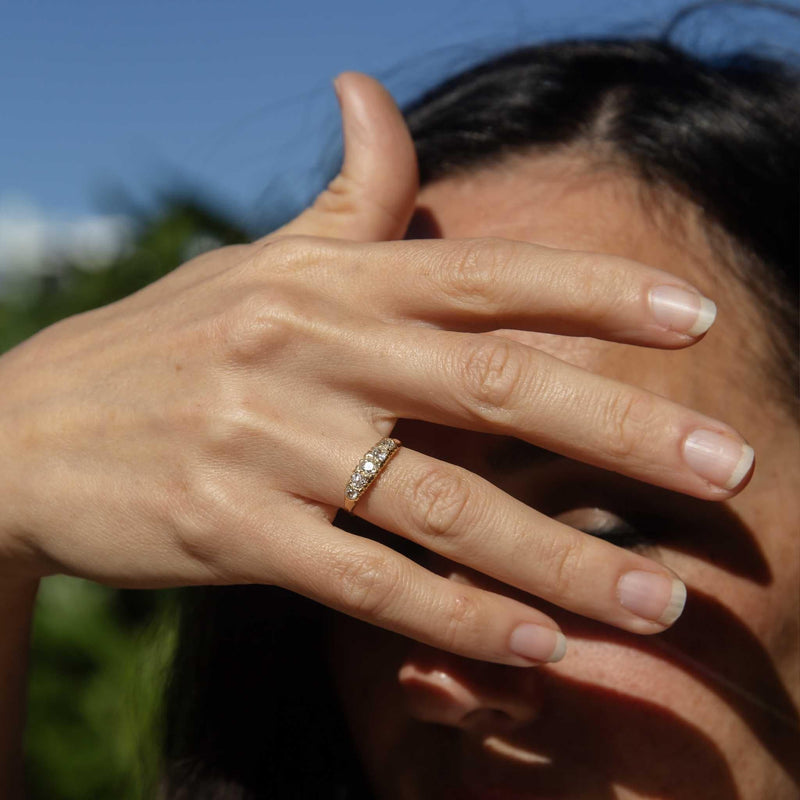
[[509, 624, 566, 663], [683, 430, 755, 490], [649, 285, 716, 336], [617, 570, 687, 626]]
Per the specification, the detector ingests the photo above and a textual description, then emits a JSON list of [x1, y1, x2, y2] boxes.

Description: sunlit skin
[[0, 72, 793, 800], [329, 152, 800, 800]]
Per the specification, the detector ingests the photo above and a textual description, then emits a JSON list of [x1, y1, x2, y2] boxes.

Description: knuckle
[[206, 401, 266, 454], [453, 335, 525, 421], [212, 286, 308, 364], [599, 388, 655, 461], [248, 234, 351, 285], [164, 464, 239, 577], [161, 404, 286, 582], [331, 551, 402, 619], [435, 237, 511, 312], [440, 590, 481, 651], [251, 234, 320, 272], [408, 464, 476, 542], [539, 532, 586, 597], [313, 173, 362, 218]]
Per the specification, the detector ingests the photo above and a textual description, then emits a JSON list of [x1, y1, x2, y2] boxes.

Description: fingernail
[[509, 624, 566, 663], [683, 430, 755, 490], [649, 285, 717, 336], [617, 570, 687, 626]]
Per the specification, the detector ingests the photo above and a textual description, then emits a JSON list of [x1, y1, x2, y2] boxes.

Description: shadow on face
[[333, 492, 799, 800], [329, 159, 800, 799]]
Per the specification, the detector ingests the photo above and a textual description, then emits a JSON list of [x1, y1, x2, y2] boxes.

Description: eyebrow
[[485, 438, 566, 473]]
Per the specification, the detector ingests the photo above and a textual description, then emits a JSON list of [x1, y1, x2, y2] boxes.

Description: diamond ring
[[343, 437, 402, 513]]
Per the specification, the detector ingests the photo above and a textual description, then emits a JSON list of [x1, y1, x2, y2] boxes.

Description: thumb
[[274, 71, 419, 242]]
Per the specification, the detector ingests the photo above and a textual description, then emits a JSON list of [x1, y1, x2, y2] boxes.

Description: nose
[[398, 641, 543, 735]]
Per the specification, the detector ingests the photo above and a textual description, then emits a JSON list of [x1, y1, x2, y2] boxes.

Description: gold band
[[343, 437, 402, 513]]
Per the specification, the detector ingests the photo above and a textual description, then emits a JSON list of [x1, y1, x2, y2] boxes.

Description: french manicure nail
[[683, 429, 755, 490], [649, 285, 717, 336], [509, 624, 567, 663], [617, 570, 687, 626]]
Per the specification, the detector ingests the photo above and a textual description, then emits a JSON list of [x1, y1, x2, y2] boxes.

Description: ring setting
[[344, 437, 402, 512]]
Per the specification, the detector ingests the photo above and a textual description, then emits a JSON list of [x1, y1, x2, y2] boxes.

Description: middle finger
[[339, 324, 754, 499]]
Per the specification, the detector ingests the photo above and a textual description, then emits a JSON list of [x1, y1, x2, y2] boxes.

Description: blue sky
[[1, 0, 798, 238]]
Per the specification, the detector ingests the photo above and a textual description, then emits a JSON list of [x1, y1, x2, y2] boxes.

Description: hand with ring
[[0, 72, 754, 667]]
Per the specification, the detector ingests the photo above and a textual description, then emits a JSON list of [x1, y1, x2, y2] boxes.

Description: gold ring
[[343, 437, 402, 513]]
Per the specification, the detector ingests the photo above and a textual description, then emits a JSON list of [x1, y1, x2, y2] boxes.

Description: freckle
[[175, 363, 183, 372]]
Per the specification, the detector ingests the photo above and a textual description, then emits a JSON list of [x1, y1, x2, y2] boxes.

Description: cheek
[[549, 565, 799, 792], [328, 584, 797, 797], [663, 545, 800, 737], [549, 634, 721, 732], [537, 637, 749, 799]]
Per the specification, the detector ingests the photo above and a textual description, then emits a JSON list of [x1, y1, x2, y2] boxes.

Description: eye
[[553, 507, 654, 551]]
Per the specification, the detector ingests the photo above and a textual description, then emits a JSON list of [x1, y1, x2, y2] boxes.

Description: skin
[[0, 72, 789, 798], [328, 153, 800, 799]]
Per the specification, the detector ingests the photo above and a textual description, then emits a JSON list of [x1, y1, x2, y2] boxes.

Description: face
[[328, 153, 800, 799]]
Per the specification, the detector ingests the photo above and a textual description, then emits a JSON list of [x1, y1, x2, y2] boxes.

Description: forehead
[[411, 151, 764, 428], [414, 151, 697, 255]]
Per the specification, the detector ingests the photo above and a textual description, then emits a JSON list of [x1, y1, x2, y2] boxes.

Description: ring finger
[[295, 433, 687, 636]]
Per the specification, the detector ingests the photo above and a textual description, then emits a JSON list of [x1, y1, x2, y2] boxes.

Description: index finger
[[351, 236, 717, 347]]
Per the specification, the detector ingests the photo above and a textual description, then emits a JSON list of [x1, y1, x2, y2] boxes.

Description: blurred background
[[1, 1, 798, 797]]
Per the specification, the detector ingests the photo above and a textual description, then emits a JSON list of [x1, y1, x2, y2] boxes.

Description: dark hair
[[403, 38, 799, 411], [161, 35, 800, 800]]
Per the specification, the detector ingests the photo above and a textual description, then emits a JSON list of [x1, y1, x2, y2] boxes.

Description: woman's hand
[[0, 73, 753, 666]]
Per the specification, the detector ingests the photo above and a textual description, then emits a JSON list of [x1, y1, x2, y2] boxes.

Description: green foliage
[[26, 580, 177, 800], [3, 196, 252, 799], [0, 197, 251, 354]]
